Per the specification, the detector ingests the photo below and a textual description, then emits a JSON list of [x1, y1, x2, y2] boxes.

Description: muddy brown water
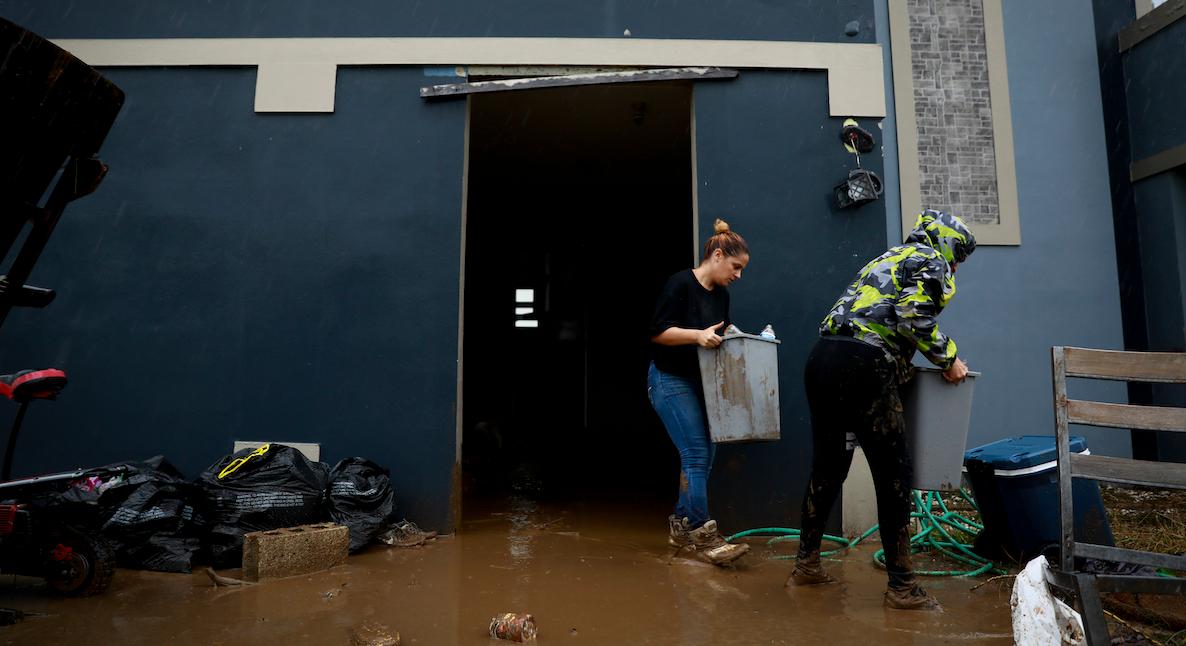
[[0, 497, 1013, 644]]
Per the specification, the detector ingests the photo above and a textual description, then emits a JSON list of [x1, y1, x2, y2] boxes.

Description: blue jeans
[[648, 362, 716, 528]]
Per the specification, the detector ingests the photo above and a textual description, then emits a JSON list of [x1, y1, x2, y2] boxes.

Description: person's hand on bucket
[[942, 357, 969, 384], [697, 321, 725, 348]]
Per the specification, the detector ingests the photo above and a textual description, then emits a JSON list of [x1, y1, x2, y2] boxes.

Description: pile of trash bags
[[327, 458, 397, 553], [47, 444, 402, 572], [53, 456, 206, 573]]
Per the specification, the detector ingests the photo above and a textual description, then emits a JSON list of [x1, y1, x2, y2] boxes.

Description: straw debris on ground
[[1099, 484, 1186, 643], [1103, 485, 1186, 557]]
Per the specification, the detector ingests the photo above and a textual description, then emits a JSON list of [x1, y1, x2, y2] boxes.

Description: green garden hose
[[727, 488, 1007, 577]]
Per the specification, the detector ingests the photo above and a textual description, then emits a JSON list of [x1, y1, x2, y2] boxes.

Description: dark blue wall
[[695, 70, 886, 529], [2, 1, 883, 531], [5, 0, 874, 41], [1123, 14, 1186, 366], [1132, 171, 1186, 350], [0, 65, 466, 529], [1132, 169, 1186, 458], [1123, 18, 1186, 161], [1126, 16, 1186, 464], [1091, 3, 1186, 460]]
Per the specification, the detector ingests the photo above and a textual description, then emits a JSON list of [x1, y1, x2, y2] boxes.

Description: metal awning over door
[[419, 66, 737, 99]]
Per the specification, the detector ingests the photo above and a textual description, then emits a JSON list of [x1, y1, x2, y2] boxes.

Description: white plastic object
[[1010, 556, 1085, 646]]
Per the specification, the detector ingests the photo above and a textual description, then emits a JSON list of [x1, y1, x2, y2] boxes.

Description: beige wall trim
[[54, 37, 886, 117], [467, 65, 631, 78], [1120, 0, 1186, 52], [1131, 141, 1186, 182], [888, 5, 922, 244], [980, 0, 1022, 245], [888, 0, 1021, 245], [1135, 0, 1155, 19], [254, 62, 337, 112]]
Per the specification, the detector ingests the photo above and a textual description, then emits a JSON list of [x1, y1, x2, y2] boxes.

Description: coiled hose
[[726, 488, 1007, 577]]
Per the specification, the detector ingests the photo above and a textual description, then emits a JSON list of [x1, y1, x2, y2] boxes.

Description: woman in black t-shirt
[[648, 219, 752, 566]]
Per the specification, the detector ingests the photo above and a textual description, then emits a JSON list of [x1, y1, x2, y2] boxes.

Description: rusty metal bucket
[[697, 333, 781, 443]]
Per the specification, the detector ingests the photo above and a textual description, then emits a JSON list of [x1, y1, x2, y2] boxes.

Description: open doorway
[[461, 81, 694, 509]]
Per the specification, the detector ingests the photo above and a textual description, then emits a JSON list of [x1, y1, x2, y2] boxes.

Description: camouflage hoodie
[[820, 210, 976, 383]]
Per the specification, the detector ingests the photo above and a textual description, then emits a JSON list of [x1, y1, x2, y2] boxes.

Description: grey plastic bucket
[[697, 333, 781, 443], [901, 366, 979, 491]]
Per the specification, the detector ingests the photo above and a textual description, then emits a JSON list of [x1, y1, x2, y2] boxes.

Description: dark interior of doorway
[[462, 81, 693, 509]]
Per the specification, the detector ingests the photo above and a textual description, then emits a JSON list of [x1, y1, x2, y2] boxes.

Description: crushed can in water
[[489, 613, 537, 642]]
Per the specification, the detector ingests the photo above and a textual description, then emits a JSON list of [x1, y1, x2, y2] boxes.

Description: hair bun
[[713, 218, 730, 234]]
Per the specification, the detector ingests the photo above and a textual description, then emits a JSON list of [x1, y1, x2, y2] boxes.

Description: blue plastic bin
[[963, 435, 1114, 563]]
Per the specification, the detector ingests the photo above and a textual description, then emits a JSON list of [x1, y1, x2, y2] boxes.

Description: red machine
[[0, 17, 125, 596]]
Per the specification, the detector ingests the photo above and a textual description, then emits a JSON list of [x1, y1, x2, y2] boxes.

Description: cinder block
[[242, 522, 348, 582]]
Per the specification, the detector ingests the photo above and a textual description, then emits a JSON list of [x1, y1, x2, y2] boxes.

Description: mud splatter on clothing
[[796, 336, 917, 589]]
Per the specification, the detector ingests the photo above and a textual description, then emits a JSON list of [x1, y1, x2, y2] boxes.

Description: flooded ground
[[0, 496, 1013, 645]]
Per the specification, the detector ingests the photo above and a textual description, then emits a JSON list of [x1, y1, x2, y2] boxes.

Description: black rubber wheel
[[44, 534, 116, 596]]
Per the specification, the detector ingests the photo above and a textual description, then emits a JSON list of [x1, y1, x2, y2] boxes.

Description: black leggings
[[797, 336, 916, 588]]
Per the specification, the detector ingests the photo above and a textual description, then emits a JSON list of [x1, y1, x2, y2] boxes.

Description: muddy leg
[[796, 451, 853, 562], [854, 387, 917, 590], [793, 340, 865, 585]]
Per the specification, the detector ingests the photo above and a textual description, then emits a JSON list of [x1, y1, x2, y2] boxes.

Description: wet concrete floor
[[0, 497, 1013, 644]]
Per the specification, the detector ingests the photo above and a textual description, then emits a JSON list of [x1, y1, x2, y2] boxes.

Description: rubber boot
[[786, 551, 835, 586], [668, 515, 692, 548], [884, 583, 942, 611], [687, 520, 750, 566]]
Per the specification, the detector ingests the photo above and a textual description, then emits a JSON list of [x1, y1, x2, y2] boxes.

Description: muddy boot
[[688, 520, 750, 566], [786, 552, 834, 586], [668, 515, 693, 548], [884, 583, 942, 611], [379, 519, 437, 547]]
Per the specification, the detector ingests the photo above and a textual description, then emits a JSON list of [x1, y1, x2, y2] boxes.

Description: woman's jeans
[[648, 362, 715, 529]]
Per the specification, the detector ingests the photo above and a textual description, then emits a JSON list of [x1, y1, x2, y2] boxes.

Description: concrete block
[[242, 522, 348, 582]]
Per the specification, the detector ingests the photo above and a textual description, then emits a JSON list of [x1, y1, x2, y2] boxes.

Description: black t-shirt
[[649, 269, 731, 379]]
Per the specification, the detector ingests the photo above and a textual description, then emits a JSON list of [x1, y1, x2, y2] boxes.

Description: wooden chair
[[1045, 346, 1186, 645]]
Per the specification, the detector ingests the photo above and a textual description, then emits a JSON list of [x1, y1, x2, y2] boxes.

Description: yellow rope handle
[[218, 443, 271, 480]]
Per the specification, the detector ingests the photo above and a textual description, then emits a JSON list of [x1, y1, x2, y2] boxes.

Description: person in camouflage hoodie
[[788, 210, 975, 611], [821, 209, 976, 383]]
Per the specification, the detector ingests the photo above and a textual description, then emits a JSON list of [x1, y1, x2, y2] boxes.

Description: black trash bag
[[13, 467, 123, 537], [327, 458, 396, 552], [85, 456, 206, 573], [198, 444, 330, 567]]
